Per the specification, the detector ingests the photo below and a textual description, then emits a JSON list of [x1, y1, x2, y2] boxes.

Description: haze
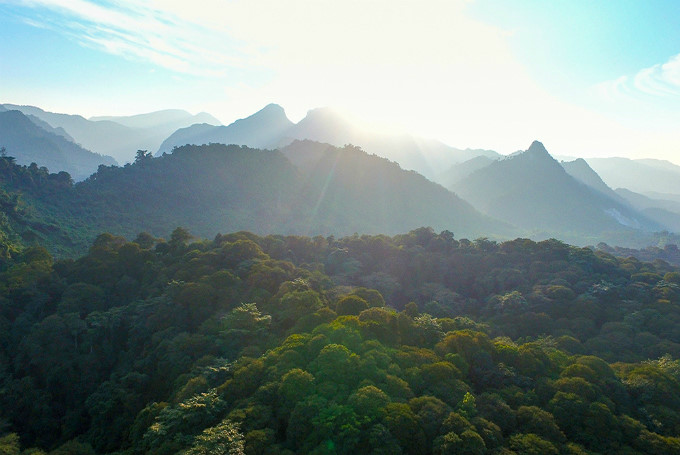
[[1, 0, 679, 161]]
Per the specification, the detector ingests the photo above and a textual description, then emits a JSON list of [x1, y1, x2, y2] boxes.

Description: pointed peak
[[239, 103, 291, 125], [527, 140, 548, 154], [259, 103, 285, 114]]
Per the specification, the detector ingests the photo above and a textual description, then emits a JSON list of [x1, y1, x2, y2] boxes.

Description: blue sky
[[1, 0, 679, 161]]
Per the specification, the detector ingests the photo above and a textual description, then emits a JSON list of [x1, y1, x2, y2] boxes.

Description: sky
[[1, 0, 680, 161]]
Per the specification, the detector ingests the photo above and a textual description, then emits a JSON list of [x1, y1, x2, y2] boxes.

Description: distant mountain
[[586, 157, 680, 195], [616, 188, 680, 232], [2, 104, 221, 163], [90, 109, 220, 129], [0, 110, 116, 180], [452, 141, 661, 245], [158, 104, 501, 179], [157, 104, 293, 155], [560, 158, 622, 202], [24, 114, 75, 142], [643, 191, 680, 203], [436, 155, 495, 188], [285, 107, 502, 179]]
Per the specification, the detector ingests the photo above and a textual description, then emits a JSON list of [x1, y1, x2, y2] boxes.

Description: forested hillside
[[2, 228, 680, 454], [0, 143, 509, 257]]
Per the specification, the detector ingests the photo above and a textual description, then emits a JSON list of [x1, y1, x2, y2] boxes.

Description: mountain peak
[[245, 103, 290, 125], [527, 140, 549, 155], [259, 103, 286, 115]]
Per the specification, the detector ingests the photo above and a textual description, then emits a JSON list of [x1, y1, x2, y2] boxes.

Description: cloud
[[598, 53, 680, 101], [8, 0, 250, 76]]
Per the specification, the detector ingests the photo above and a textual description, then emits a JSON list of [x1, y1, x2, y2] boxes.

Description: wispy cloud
[[598, 53, 680, 101], [6, 0, 251, 76]]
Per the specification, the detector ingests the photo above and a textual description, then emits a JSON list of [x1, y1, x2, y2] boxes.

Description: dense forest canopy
[[2, 228, 680, 454]]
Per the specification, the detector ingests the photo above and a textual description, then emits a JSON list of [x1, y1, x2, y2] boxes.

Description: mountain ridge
[[0, 109, 116, 180], [452, 141, 662, 245]]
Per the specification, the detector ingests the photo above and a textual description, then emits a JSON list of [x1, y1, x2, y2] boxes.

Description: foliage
[[1, 229, 680, 454]]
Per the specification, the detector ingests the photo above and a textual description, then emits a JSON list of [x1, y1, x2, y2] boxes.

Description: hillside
[[560, 158, 622, 202], [437, 155, 496, 188], [452, 141, 661, 245], [281, 140, 510, 238], [0, 110, 116, 180], [0, 142, 510, 256], [2, 104, 221, 163], [3, 230, 680, 454]]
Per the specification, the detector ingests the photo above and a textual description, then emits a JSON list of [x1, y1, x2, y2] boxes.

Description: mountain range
[[158, 104, 501, 179], [585, 157, 680, 195], [0, 109, 116, 180], [450, 141, 662, 246], [2, 104, 221, 163], [3, 100, 680, 253]]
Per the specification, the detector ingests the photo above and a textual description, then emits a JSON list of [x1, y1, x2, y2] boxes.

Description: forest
[[2, 227, 680, 454]]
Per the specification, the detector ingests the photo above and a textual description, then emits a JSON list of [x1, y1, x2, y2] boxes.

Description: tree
[[508, 433, 559, 455], [134, 150, 152, 163], [184, 419, 244, 455]]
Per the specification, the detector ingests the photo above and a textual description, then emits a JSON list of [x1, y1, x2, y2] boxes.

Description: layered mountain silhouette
[[158, 104, 500, 179], [451, 141, 661, 244], [586, 157, 680, 196], [157, 104, 293, 154], [435, 155, 496, 188], [560, 158, 623, 202], [0, 110, 116, 180], [615, 188, 680, 233], [2, 104, 221, 163]]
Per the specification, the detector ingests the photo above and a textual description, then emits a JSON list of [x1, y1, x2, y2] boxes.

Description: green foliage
[[1, 229, 680, 454], [184, 419, 244, 455]]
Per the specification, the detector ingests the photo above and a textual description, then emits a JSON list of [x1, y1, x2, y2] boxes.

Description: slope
[[4, 142, 513, 255], [282, 140, 512, 238], [436, 155, 495, 188], [90, 109, 220, 129], [452, 141, 661, 244], [2, 104, 220, 164], [0, 110, 117, 180], [157, 104, 293, 155], [560, 158, 623, 202], [587, 157, 680, 195], [158, 104, 501, 179]]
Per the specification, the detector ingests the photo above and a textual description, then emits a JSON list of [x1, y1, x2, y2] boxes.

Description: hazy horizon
[[2, 0, 679, 162]]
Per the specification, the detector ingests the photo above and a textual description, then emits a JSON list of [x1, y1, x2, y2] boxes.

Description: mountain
[[452, 141, 661, 245], [24, 114, 75, 142], [284, 107, 502, 179], [90, 109, 220, 129], [560, 158, 623, 202], [0, 110, 116, 180], [586, 157, 680, 195], [2, 104, 221, 163], [280, 140, 511, 238], [157, 103, 293, 155], [4, 141, 511, 255], [435, 155, 495, 188], [615, 188, 680, 232], [158, 104, 501, 179]]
